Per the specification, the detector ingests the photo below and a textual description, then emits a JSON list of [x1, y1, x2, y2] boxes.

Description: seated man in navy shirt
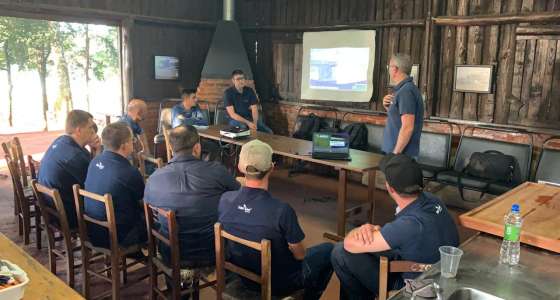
[[120, 98, 150, 156], [223, 69, 273, 133], [382, 53, 424, 158], [38, 109, 101, 229], [144, 125, 239, 268], [331, 154, 459, 299], [84, 122, 147, 249], [219, 139, 333, 300], [171, 88, 220, 161]]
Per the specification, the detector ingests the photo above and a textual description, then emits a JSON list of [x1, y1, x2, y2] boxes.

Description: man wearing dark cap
[[331, 154, 459, 299]]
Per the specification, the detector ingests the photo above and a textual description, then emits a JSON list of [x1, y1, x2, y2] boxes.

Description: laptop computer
[[312, 132, 351, 160]]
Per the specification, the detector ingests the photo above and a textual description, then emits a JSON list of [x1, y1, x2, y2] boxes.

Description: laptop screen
[[313, 132, 350, 154]]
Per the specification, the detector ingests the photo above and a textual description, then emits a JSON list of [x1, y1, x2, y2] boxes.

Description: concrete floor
[[0, 133, 480, 299]]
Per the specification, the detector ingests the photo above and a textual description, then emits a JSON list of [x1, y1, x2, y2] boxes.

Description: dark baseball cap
[[379, 154, 424, 194]]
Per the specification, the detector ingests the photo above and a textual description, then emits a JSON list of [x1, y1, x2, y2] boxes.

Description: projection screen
[[301, 30, 376, 102]]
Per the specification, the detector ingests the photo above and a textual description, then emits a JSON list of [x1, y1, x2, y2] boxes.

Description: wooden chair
[[5, 155, 42, 249], [214, 223, 303, 300], [27, 155, 39, 180], [2, 140, 18, 215], [31, 179, 80, 287], [162, 126, 173, 162], [137, 153, 164, 181], [144, 203, 216, 300], [378, 257, 432, 300], [73, 184, 148, 300]]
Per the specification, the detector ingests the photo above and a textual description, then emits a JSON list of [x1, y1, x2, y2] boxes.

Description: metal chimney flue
[[223, 0, 235, 21]]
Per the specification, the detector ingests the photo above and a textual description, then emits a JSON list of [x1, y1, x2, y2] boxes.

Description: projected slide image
[[155, 56, 180, 80], [309, 48, 369, 92]]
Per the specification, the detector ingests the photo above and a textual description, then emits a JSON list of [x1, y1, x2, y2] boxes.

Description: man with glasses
[[382, 54, 424, 158], [38, 109, 101, 228], [223, 69, 273, 133]]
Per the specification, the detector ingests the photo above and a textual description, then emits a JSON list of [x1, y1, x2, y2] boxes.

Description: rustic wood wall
[[237, 0, 560, 130]]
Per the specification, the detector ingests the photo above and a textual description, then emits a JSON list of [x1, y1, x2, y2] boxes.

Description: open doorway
[[0, 16, 122, 134]]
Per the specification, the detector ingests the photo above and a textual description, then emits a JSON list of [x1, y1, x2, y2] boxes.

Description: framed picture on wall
[[453, 65, 493, 93], [388, 64, 420, 87]]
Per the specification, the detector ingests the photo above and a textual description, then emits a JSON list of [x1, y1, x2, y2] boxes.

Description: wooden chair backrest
[[31, 180, 73, 246], [378, 256, 432, 300], [137, 153, 164, 180], [11, 137, 28, 187], [144, 203, 180, 276], [214, 223, 271, 300], [6, 155, 33, 219], [27, 155, 39, 180], [1, 141, 13, 160], [72, 184, 118, 253], [162, 126, 173, 162]]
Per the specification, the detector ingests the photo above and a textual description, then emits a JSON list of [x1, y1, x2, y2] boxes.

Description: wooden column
[[437, 0, 457, 117], [449, 0, 468, 119], [463, 0, 483, 120]]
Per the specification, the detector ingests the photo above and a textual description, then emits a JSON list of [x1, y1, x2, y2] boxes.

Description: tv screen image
[[155, 56, 179, 80]]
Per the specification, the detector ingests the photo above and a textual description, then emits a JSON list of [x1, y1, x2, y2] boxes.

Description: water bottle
[[499, 204, 522, 265]]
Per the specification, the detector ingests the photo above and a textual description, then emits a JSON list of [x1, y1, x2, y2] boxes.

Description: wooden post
[[479, 0, 502, 123], [449, 0, 468, 119], [337, 169, 348, 236], [423, 0, 441, 117], [437, 0, 457, 117], [463, 0, 483, 121], [120, 17, 134, 111]]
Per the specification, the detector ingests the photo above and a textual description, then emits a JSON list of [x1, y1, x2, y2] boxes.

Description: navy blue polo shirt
[[38, 135, 91, 228], [382, 76, 424, 157], [144, 154, 240, 267], [223, 86, 258, 120], [218, 187, 305, 294], [170, 103, 209, 128], [380, 192, 459, 280], [84, 150, 145, 248], [119, 114, 143, 136]]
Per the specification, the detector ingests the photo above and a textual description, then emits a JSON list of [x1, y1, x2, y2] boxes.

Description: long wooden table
[[199, 126, 384, 236], [459, 182, 560, 253], [0, 233, 84, 299]]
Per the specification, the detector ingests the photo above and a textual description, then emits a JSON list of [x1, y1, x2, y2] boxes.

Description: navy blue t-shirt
[[84, 150, 145, 248], [170, 103, 209, 128], [119, 114, 143, 136], [145, 154, 240, 266], [218, 187, 305, 293], [38, 135, 91, 228], [382, 76, 424, 157], [223, 86, 258, 120], [380, 192, 459, 280]]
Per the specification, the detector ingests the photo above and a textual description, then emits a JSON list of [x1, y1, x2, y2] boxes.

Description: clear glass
[[439, 246, 464, 278]]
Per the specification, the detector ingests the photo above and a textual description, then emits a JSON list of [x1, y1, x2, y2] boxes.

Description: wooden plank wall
[[237, 0, 560, 130]]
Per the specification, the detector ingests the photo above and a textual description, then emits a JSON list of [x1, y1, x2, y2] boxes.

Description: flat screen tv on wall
[[155, 56, 180, 80]]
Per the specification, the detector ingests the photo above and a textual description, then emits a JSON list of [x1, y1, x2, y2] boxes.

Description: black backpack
[[343, 123, 369, 151], [293, 113, 323, 141]]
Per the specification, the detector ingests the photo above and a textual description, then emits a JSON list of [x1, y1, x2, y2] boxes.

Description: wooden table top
[[199, 126, 383, 173], [459, 182, 560, 253], [0, 233, 84, 299]]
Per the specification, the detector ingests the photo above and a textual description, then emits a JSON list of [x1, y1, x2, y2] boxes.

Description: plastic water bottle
[[499, 204, 522, 265]]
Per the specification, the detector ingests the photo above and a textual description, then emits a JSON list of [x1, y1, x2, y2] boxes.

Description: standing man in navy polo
[[382, 53, 424, 157], [38, 110, 101, 228], [219, 140, 333, 299], [120, 98, 150, 156], [84, 122, 146, 249], [144, 125, 239, 268], [171, 88, 220, 161], [223, 69, 273, 133], [331, 154, 459, 299]]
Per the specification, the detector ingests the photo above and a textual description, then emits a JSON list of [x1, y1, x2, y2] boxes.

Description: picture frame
[[387, 64, 420, 87], [453, 65, 494, 94]]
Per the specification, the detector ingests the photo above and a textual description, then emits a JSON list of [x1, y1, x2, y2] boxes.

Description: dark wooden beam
[[433, 10, 560, 26], [517, 25, 560, 36], [240, 19, 425, 32], [0, 2, 215, 28]]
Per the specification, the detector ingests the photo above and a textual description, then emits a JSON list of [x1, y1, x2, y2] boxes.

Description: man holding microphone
[[382, 53, 424, 158]]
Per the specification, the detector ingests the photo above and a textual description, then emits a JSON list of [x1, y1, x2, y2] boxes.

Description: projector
[[219, 126, 251, 139]]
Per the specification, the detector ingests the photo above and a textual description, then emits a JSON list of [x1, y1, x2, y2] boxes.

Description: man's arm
[[250, 105, 259, 128], [288, 242, 306, 260], [225, 106, 252, 126], [392, 114, 415, 154], [139, 133, 151, 155], [343, 224, 391, 254]]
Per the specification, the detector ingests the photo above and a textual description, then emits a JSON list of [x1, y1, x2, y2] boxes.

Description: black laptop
[[312, 132, 351, 160]]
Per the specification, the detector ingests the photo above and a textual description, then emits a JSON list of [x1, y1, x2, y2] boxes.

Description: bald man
[[120, 99, 150, 155]]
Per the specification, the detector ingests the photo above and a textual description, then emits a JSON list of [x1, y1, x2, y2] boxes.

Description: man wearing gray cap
[[331, 154, 459, 299], [218, 139, 333, 300]]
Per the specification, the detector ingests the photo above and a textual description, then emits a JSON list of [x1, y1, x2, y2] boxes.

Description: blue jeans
[[290, 242, 334, 300], [228, 119, 273, 134], [331, 243, 403, 300]]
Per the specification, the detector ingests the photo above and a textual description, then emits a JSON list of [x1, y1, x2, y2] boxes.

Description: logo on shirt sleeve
[[52, 144, 57, 149], [95, 162, 105, 170], [237, 204, 252, 214], [435, 204, 442, 215]]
